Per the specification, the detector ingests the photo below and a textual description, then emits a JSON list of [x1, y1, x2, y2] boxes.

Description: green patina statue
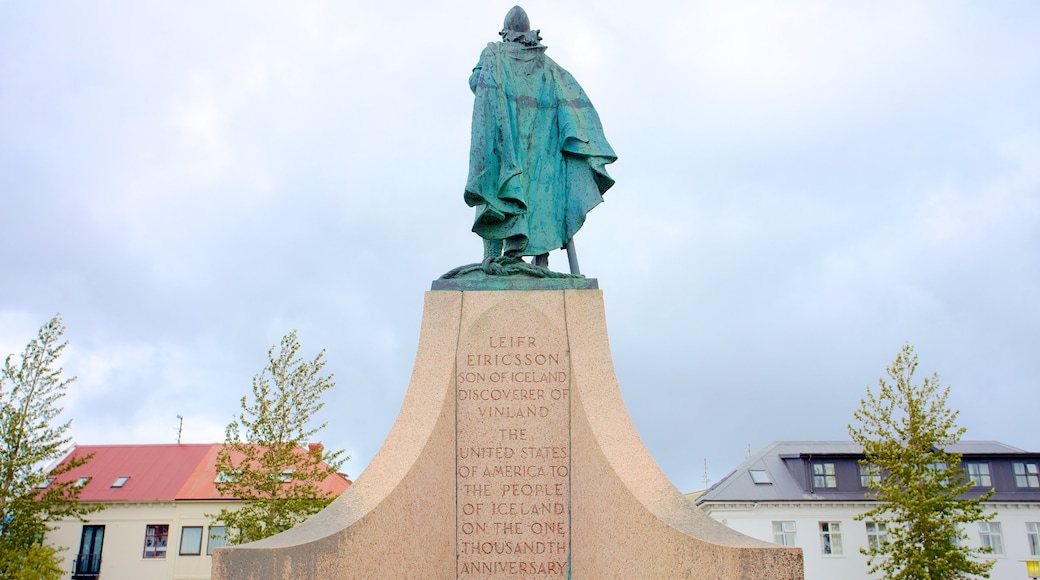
[[450, 6, 616, 281]]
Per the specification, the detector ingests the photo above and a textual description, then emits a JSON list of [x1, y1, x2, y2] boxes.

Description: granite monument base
[[212, 289, 803, 579]]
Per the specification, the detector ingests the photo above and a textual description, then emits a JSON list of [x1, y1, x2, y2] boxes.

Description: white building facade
[[696, 441, 1040, 580], [43, 443, 350, 580], [48, 499, 240, 580]]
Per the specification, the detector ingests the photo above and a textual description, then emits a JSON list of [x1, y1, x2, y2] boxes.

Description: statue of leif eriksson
[[444, 5, 616, 280]]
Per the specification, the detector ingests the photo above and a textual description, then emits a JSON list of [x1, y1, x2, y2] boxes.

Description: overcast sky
[[2, 1, 1037, 493]]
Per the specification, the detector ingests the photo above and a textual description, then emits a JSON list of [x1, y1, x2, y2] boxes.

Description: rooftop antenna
[[176, 415, 184, 444], [746, 444, 752, 459], [703, 459, 710, 489]]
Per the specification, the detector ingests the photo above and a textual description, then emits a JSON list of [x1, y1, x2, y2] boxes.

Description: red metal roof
[[51, 443, 351, 502]]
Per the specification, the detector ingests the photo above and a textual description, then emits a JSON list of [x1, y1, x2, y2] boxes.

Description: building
[[43, 444, 351, 580], [695, 441, 1040, 580]]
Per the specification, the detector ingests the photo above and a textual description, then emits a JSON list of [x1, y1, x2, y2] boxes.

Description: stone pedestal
[[212, 290, 803, 579]]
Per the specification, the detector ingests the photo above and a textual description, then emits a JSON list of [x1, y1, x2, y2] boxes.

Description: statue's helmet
[[503, 6, 530, 33]]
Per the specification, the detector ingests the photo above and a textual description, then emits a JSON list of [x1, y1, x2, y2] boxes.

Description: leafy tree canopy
[[212, 330, 348, 545], [0, 315, 99, 579], [849, 343, 994, 580]]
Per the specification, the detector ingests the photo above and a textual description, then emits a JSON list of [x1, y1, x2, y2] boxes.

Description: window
[[215, 470, 241, 483], [75, 525, 105, 576], [966, 462, 991, 487], [772, 521, 796, 546], [279, 469, 295, 483], [179, 526, 203, 556], [813, 462, 836, 488], [750, 470, 771, 484], [1014, 462, 1040, 488], [143, 524, 169, 558], [865, 521, 888, 551], [207, 526, 228, 555], [111, 476, 130, 488], [916, 462, 950, 485], [75, 476, 91, 487], [928, 461, 949, 480], [34, 477, 55, 489], [1027, 522, 1040, 557], [819, 521, 843, 555], [859, 463, 881, 487], [978, 522, 1004, 555]]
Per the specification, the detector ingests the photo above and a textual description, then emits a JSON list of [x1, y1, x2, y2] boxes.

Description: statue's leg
[[533, 254, 549, 268], [483, 239, 503, 261], [482, 239, 504, 274], [565, 239, 581, 276]]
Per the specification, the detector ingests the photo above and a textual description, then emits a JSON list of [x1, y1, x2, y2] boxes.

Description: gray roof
[[695, 440, 1035, 505], [697, 441, 839, 504], [945, 440, 1027, 454]]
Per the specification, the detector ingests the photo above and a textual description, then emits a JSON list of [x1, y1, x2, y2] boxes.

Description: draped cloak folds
[[464, 41, 617, 258]]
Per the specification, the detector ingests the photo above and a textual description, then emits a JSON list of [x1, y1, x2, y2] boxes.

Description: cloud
[[2, 1, 1038, 493]]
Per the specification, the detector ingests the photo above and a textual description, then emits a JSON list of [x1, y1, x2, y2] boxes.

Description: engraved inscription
[[457, 327, 570, 578]]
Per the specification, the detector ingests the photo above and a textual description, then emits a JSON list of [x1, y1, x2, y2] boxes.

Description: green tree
[[212, 330, 348, 544], [848, 343, 994, 580], [0, 315, 100, 579]]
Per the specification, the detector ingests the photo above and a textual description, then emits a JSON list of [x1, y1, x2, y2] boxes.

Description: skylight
[[35, 477, 55, 489], [749, 469, 772, 484], [215, 470, 241, 483], [111, 476, 130, 488], [75, 476, 91, 487]]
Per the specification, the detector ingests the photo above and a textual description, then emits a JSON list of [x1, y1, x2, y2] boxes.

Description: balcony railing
[[72, 552, 101, 579]]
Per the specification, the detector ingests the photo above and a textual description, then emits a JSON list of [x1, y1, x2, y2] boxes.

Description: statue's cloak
[[465, 41, 617, 257]]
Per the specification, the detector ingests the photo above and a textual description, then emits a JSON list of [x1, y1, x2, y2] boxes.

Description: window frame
[[865, 521, 888, 552], [925, 462, 949, 485], [75, 524, 105, 575], [179, 526, 204, 556], [750, 470, 771, 484], [965, 462, 992, 487], [1014, 462, 1040, 488], [1027, 522, 1040, 557], [143, 524, 170, 559], [819, 521, 844, 556], [859, 463, 881, 488], [207, 525, 228, 556], [215, 469, 242, 484], [772, 521, 796, 546], [978, 521, 1004, 555], [812, 462, 837, 489]]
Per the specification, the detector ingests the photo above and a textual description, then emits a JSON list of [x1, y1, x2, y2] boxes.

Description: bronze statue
[[464, 6, 616, 276]]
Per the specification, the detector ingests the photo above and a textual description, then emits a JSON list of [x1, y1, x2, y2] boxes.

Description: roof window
[[749, 469, 772, 484], [75, 476, 91, 487], [111, 476, 130, 488], [215, 470, 241, 483]]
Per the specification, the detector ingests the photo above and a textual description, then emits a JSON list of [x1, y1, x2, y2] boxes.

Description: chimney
[[308, 442, 324, 459]]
